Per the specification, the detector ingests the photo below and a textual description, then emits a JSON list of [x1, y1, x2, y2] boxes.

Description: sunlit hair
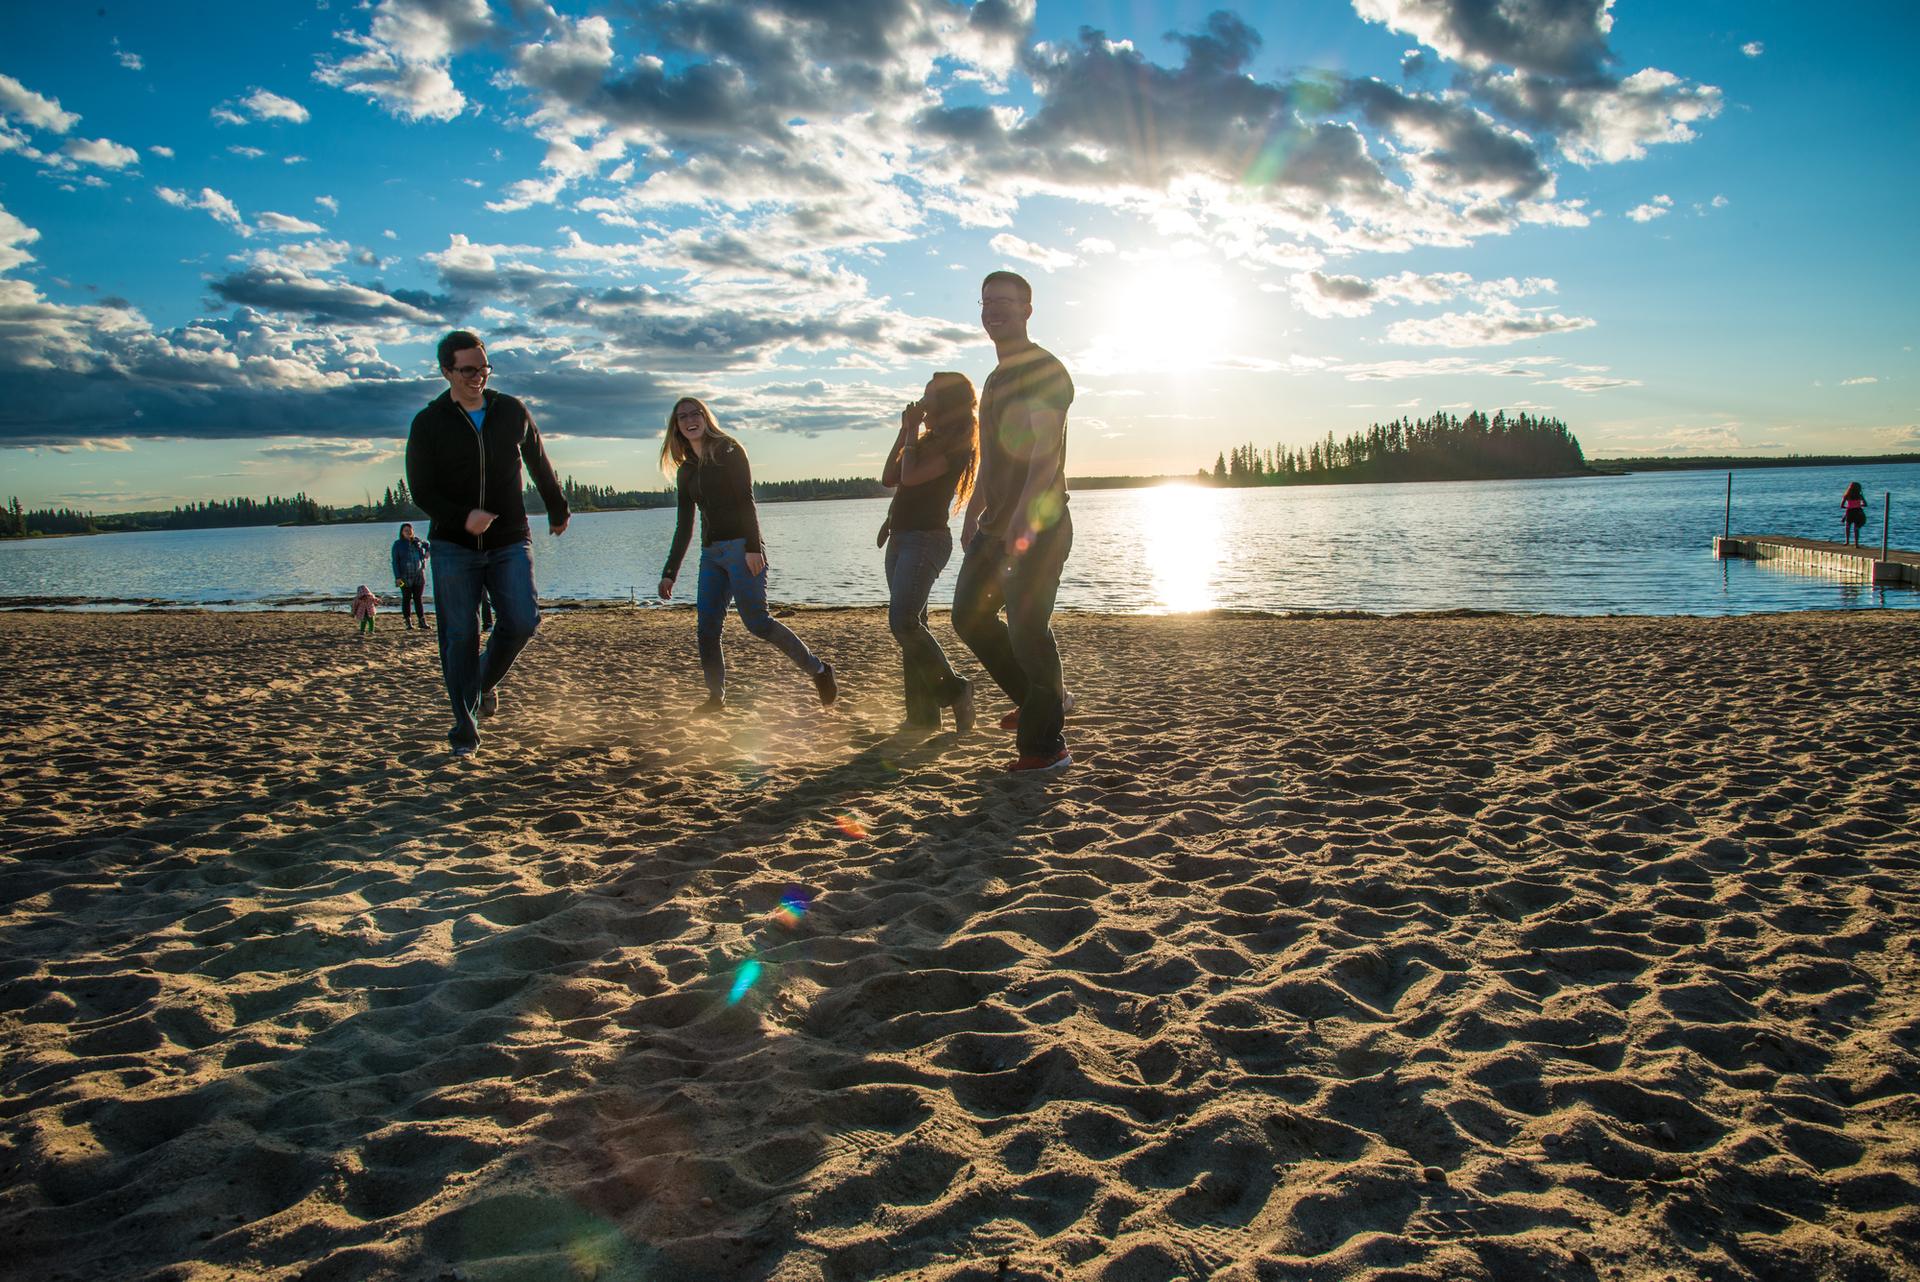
[[1845, 481, 1864, 499], [918, 371, 979, 513], [659, 396, 741, 478], [980, 269, 1032, 307], [437, 330, 484, 370]]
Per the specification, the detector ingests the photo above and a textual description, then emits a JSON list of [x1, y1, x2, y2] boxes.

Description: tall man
[[953, 271, 1075, 774], [406, 331, 569, 758]]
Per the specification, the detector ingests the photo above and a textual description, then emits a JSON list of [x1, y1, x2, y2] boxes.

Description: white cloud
[[315, 195, 339, 214], [243, 89, 310, 124], [256, 211, 326, 235], [61, 136, 140, 169], [0, 202, 41, 273], [1385, 300, 1596, 347], [0, 73, 78, 133], [228, 145, 266, 159], [314, 0, 492, 122], [989, 233, 1078, 272], [156, 186, 250, 235], [1741, 41, 1764, 58], [149, 145, 174, 159], [116, 50, 144, 72], [1626, 193, 1673, 222], [1840, 376, 1878, 386]]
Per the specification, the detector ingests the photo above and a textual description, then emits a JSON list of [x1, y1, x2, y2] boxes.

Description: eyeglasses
[[447, 363, 492, 379], [979, 296, 1024, 309]]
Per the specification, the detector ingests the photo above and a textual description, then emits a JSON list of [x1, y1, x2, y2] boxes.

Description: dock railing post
[[1884, 493, 1891, 562], [1723, 472, 1732, 541]]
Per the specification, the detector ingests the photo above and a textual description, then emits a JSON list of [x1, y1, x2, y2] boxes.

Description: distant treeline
[[1202, 410, 1591, 486], [1, 473, 894, 538], [1595, 453, 1920, 473]]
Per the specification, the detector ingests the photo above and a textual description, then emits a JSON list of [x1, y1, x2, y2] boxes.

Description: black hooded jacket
[[405, 389, 570, 551]]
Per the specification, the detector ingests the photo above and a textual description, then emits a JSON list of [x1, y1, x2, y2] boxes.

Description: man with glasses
[[405, 330, 570, 758], [952, 271, 1076, 774]]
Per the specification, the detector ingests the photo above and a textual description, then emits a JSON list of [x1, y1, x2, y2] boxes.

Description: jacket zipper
[[456, 396, 486, 522]]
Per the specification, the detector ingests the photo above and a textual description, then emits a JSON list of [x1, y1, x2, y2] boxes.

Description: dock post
[[1884, 493, 1891, 562], [1724, 472, 1732, 540]]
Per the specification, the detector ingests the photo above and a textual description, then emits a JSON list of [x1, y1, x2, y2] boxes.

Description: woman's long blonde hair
[[659, 396, 741, 479], [918, 371, 979, 514]]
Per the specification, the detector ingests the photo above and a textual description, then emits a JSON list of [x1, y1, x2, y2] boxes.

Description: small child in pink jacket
[[351, 585, 379, 637]]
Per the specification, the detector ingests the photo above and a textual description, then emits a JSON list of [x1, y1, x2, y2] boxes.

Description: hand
[[464, 508, 497, 536], [900, 401, 925, 432], [549, 516, 569, 536], [875, 518, 891, 549], [395, 578, 404, 589], [745, 551, 767, 577], [658, 577, 674, 600]]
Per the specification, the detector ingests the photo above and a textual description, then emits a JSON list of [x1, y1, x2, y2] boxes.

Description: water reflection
[[1139, 484, 1223, 613], [2, 463, 1916, 617]]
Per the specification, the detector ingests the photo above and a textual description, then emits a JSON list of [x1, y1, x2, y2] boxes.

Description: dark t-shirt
[[976, 343, 1073, 539], [887, 432, 969, 532]]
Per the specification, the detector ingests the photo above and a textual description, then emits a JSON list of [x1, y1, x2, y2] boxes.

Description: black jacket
[[405, 390, 569, 551], [661, 437, 764, 581]]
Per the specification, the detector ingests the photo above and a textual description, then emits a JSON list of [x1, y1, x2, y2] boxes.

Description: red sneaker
[[999, 690, 1076, 732], [1007, 747, 1072, 775]]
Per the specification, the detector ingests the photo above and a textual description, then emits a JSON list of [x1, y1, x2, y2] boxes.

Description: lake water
[[2, 463, 1914, 616]]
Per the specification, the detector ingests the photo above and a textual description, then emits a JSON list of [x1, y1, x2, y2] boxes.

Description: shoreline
[[3, 608, 1917, 1281], [0, 596, 1912, 621]]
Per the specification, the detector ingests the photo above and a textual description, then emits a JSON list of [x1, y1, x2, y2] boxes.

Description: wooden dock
[[1714, 534, 1920, 586]]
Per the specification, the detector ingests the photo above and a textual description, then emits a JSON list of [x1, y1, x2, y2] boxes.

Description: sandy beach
[[1, 606, 1916, 1282]]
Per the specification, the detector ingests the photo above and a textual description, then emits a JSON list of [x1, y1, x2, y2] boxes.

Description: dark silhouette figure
[[877, 372, 979, 734]]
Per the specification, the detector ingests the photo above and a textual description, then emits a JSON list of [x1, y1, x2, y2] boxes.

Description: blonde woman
[[877, 372, 980, 733], [656, 397, 836, 714]]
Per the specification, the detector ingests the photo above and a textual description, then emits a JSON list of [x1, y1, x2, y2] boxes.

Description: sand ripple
[[2, 608, 1917, 1281]]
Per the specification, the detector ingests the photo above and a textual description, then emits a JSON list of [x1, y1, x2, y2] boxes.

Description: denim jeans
[[952, 511, 1072, 756], [430, 539, 540, 748], [885, 528, 964, 725], [696, 538, 824, 697], [399, 577, 426, 627]]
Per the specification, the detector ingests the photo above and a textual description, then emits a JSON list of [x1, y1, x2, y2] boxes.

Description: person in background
[[351, 585, 379, 639], [405, 330, 570, 759], [877, 372, 978, 734], [390, 522, 430, 629], [1842, 481, 1868, 547], [953, 270, 1076, 775], [656, 396, 836, 716]]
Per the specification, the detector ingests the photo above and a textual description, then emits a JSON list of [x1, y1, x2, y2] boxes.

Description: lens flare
[[833, 813, 868, 840], [777, 886, 811, 923], [727, 957, 762, 1005]]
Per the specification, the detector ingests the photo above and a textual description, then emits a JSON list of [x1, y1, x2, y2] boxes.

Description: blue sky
[[2, 0, 1915, 511]]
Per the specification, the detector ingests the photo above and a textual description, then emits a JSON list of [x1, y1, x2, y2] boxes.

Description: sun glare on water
[[1086, 261, 1237, 374], [1142, 483, 1224, 613]]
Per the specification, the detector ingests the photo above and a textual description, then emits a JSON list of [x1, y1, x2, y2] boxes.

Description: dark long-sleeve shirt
[[661, 438, 763, 580], [404, 390, 569, 551]]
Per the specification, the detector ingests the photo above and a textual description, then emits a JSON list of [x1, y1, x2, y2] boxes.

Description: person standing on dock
[[1842, 481, 1868, 547], [953, 270, 1076, 775], [405, 331, 570, 759]]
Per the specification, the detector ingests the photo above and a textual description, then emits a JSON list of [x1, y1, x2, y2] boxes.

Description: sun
[[1086, 259, 1237, 374]]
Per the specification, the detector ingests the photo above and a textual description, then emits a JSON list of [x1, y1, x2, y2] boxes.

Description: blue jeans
[[696, 539, 823, 697], [430, 539, 540, 748], [885, 528, 964, 725], [952, 512, 1072, 757]]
